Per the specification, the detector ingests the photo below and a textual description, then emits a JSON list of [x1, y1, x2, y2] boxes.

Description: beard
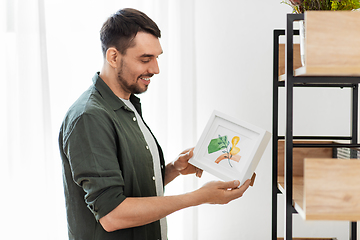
[[117, 59, 149, 95], [117, 72, 147, 95]]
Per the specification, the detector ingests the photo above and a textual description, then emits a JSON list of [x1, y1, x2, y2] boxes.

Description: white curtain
[[0, 0, 197, 239], [0, 0, 61, 239]]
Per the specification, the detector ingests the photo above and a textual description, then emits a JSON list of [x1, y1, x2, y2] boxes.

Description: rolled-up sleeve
[[62, 111, 126, 221]]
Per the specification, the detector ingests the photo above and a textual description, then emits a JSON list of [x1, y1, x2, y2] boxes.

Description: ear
[[105, 47, 120, 68]]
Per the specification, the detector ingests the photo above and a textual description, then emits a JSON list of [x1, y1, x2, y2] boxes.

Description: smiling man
[[58, 8, 251, 240], [100, 30, 162, 99]]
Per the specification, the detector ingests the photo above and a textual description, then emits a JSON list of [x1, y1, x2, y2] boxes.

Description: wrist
[[164, 162, 180, 185], [168, 161, 181, 176], [189, 188, 208, 206]]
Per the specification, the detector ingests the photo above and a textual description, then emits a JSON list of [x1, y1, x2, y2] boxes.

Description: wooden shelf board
[[304, 158, 360, 221], [279, 74, 285, 82], [277, 140, 333, 178], [278, 158, 360, 221], [295, 66, 360, 77], [278, 66, 360, 81], [304, 11, 360, 76], [278, 11, 360, 79], [278, 43, 301, 81]]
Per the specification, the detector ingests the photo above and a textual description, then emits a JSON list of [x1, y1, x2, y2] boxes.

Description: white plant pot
[[299, 20, 305, 66]]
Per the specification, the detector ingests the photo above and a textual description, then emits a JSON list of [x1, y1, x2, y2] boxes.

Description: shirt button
[[146, 145, 149, 150], [152, 176, 156, 180], [133, 117, 136, 121]]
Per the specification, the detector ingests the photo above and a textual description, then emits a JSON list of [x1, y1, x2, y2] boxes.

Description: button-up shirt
[[59, 73, 166, 240]]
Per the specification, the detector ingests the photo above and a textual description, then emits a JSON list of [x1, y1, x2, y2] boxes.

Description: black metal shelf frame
[[272, 14, 360, 240]]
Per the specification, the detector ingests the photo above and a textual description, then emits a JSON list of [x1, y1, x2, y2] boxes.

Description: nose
[[149, 58, 160, 75]]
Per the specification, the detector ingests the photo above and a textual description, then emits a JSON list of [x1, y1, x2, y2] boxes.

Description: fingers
[[238, 179, 251, 191], [223, 179, 251, 201], [180, 147, 194, 155], [195, 168, 203, 178], [217, 180, 241, 189], [215, 179, 251, 190], [173, 150, 192, 171], [250, 172, 256, 186], [199, 180, 251, 204], [175, 147, 203, 178], [178, 149, 193, 162]]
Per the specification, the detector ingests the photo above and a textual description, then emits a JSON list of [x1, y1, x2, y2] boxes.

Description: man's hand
[[99, 179, 251, 232], [172, 148, 203, 177], [195, 179, 251, 205], [164, 148, 203, 185]]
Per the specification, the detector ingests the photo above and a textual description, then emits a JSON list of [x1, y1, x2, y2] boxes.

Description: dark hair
[[100, 8, 161, 56]]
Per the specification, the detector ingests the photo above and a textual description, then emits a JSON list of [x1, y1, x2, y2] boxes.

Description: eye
[[140, 58, 151, 63]]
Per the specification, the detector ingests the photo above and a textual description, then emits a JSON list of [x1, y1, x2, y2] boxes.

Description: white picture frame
[[189, 110, 271, 184]]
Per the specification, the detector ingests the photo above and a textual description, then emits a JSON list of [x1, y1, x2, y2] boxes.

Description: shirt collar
[[92, 72, 142, 114]]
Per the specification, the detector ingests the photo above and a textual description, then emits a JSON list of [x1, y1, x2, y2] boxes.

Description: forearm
[[99, 180, 250, 232], [99, 191, 203, 232], [164, 162, 180, 185]]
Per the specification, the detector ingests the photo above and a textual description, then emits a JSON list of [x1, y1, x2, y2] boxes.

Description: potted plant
[[282, 0, 360, 65], [283, 0, 360, 13]]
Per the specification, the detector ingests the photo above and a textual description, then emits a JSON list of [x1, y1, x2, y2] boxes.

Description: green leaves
[[282, 0, 360, 13], [208, 135, 229, 154], [331, 0, 360, 10]]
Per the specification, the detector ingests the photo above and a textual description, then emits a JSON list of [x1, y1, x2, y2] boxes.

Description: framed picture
[[189, 110, 271, 184]]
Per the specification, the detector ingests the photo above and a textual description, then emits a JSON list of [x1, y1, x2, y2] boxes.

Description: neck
[[99, 64, 131, 100]]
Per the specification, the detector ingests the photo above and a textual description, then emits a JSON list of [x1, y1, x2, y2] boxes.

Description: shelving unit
[[272, 14, 360, 240]]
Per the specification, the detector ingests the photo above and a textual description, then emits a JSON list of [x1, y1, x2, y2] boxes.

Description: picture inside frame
[[206, 123, 259, 173], [190, 111, 270, 182]]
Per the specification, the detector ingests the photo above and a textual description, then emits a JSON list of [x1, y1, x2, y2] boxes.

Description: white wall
[[192, 0, 357, 239], [42, 0, 359, 239]]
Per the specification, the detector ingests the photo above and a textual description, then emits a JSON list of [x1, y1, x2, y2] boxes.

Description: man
[[59, 8, 251, 240]]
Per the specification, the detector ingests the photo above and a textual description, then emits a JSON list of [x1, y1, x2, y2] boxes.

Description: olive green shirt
[[59, 73, 166, 240]]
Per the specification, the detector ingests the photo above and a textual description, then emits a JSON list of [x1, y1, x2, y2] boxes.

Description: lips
[[140, 77, 151, 81], [139, 75, 153, 85]]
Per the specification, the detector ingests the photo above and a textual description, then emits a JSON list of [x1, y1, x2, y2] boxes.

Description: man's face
[[116, 32, 162, 96]]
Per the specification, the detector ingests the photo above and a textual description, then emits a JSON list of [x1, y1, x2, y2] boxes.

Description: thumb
[[179, 149, 193, 160], [220, 180, 240, 189]]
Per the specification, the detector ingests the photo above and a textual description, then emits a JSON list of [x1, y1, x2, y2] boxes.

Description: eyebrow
[[139, 51, 163, 58], [139, 54, 155, 58]]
